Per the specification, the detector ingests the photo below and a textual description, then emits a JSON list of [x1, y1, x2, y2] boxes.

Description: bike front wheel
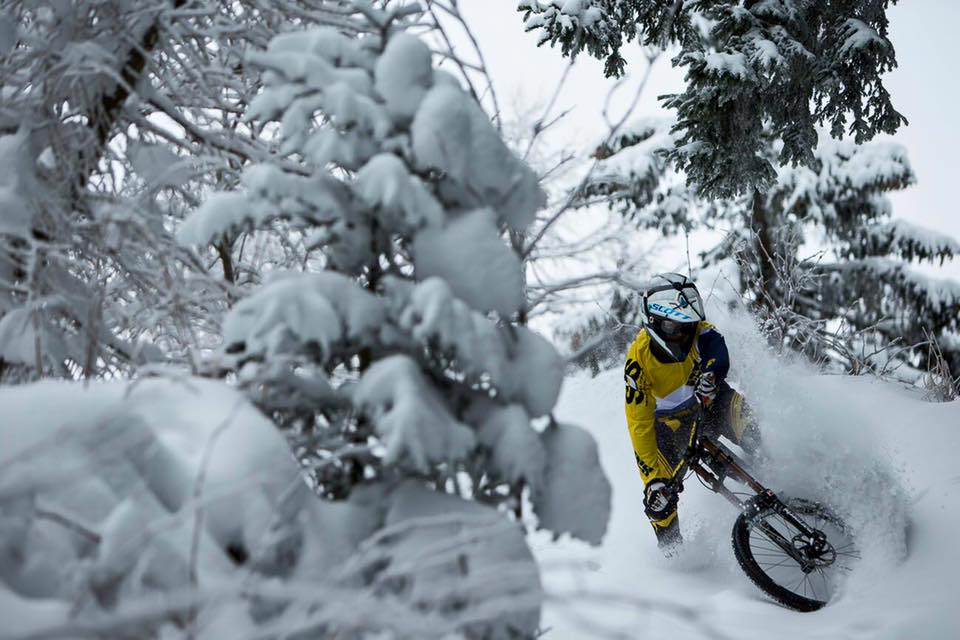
[[732, 497, 860, 611]]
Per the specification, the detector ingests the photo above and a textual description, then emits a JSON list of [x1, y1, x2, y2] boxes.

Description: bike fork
[[700, 440, 827, 573]]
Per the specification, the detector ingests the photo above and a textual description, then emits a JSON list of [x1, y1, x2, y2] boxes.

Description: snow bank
[[0, 376, 548, 638], [0, 377, 370, 637]]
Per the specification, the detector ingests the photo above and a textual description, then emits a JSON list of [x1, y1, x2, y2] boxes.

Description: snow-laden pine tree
[[178, 6, 611, 635], [734, 135, 960, 379], [570, 118, 960, 382], [522, 2, 959, 384], [0, 1, 367, 381], [520, 0, 906, 198]]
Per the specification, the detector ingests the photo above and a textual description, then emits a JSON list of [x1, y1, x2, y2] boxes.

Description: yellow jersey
[[623, 321, 722, 482]]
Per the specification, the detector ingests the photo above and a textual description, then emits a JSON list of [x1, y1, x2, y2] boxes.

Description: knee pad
[[729, 392, 758, 443], [643, 479, 679, 521]]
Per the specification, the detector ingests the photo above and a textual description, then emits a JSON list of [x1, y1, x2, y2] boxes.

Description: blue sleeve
[[697, 328, 730, 380]]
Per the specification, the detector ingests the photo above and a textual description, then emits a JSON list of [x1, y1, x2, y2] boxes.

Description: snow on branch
[[533, 422, 611, 545], [584, 117, 676, 202], [353, 355, 476, 472], [221, 271, 386, 365], [387, 277, 564, 417], [857, 219, 960, 264], [824, 258, 960, 328]]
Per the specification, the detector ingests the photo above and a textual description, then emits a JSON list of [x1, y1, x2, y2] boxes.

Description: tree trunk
[[750, 188, 777, 311], [71, 1, 186, 199]]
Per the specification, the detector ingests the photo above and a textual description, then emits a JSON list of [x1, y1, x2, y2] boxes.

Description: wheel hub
[[792, 530, 836, 572]]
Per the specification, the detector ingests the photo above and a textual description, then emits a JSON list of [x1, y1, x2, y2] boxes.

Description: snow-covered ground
[[2, 305, 957, 639], [535, 310, 960, 639]]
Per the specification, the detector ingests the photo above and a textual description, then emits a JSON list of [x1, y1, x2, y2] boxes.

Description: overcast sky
[[448, 1, 960, 280]]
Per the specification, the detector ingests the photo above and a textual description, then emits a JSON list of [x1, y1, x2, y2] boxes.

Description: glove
[[644, 480, 678, 519], [696, 370, 717, 406]]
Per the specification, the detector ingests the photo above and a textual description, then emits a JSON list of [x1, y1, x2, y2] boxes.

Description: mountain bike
[[667, 410, 861, 612]]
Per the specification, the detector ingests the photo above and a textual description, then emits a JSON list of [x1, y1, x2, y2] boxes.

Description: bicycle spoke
[[810, 568, 832, 600], [748, 534, 789, 551], [814, 567, 831, 597], [757, 556, 800, 571], [791, 573, 807, 593]]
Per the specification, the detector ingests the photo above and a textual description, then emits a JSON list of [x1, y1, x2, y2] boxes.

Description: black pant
[[653, 380, 760, 475]]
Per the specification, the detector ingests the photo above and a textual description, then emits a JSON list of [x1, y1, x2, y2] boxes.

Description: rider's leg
[[638, 414, 691, 552], [644, 472, 682, 551], [703, 380, 762, 457], [730, 392, 762, 456], [650, 510, 682, 551]]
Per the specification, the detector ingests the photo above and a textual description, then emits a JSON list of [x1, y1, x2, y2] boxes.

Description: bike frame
[[685, 435, 770, 510], [675, 421, 832, 572]]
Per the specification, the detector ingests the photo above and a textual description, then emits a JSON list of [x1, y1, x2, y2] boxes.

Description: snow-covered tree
[[571, 118, 960, 382], [0, 0, 655, 385], [177, 5, 612, 634], [417, 2, 658, 334], [733, 136, 960, 379], [0, 3, 614, 634], [0, 1, 372, 381], [519, 0, 906, 198], [521, 2, 959, 384]]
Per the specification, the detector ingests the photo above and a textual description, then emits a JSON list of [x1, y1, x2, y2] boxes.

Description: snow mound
[[0, 377, 369, 636], [0, 377, 547, 638]]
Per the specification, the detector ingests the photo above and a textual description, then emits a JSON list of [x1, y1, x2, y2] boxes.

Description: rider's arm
[[624, 344, 671, 484], [697, 324, 730, 380]]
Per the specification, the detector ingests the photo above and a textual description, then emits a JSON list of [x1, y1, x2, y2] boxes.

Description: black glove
[[697, 370, 717, 406]]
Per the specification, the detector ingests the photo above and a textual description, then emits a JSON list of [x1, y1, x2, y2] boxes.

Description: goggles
[[651, 316, 697, 341]]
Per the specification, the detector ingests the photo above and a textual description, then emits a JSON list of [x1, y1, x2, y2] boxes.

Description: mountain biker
[[623, 273, 761, 552]]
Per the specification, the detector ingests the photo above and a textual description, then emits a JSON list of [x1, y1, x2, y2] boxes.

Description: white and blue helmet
[[642, 273, 705, 361]]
